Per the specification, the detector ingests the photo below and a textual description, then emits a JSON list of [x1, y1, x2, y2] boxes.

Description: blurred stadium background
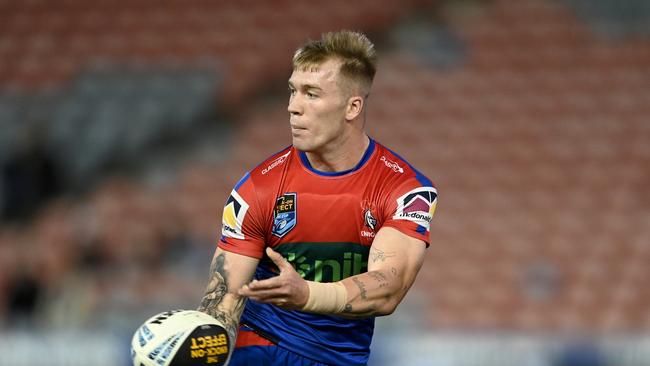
[[1, 0, 649, 365]]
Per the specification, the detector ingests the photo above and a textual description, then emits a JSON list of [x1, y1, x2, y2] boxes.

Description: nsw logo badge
[[273, 193, 297, 237]]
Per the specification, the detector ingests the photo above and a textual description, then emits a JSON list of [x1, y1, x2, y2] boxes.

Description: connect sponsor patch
[[222, 190, 249, 240], [272, 193, 297, 238], [393, 187, 437, 228]]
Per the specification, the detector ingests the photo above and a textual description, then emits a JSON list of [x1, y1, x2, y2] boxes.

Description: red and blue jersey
[[218, 139, 437, 365]]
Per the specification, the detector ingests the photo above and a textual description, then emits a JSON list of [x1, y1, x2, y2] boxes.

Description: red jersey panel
[[218, 139, 437, 259]]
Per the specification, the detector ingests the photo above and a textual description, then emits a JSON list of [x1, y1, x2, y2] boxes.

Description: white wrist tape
[[301, 281, 348, 314]]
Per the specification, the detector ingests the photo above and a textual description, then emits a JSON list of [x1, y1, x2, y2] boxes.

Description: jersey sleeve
[[381, 179, 437, 246], [217, 172, 267, 258]]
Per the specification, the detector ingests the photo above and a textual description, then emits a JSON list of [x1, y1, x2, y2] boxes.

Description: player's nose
[[288, 95, 303, 116]]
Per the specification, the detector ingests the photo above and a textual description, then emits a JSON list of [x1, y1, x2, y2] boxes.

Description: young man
[[198, 30, 437, 366]]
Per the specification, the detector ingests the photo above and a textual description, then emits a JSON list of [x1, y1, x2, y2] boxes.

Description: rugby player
[[198, 30, 437, 366]]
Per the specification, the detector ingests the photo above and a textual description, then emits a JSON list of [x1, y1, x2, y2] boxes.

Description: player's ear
[[345, 95, 364, 121]]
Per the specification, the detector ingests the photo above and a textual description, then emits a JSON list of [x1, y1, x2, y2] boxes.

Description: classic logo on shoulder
[[381, 156, 404, 173], [262, 151, 291, 175], [273, 193, 297, 237], [222, 190, 249, 240], [393, 187, 437, 227]]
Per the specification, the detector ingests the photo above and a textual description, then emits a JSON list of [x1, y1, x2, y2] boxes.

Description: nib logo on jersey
[[276, 243, 370, 282], [222, 190, 249, 240], [273, 193, 297, 238], [393, 187, 437, 227]]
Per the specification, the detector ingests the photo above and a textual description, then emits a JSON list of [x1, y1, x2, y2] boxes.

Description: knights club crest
[[273, 193, 297, 237], [364, 208, 377, 231]]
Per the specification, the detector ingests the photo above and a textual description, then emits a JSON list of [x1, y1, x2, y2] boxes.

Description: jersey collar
[[297, 138, 376, 177]]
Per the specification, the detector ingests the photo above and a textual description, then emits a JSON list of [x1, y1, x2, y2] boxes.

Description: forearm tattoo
[[352, 277, 367, 300], [199, 253, 228, 312], [342, 301, 377, 318], [342, 270, 395, 317], [197, 253, 245, 343], [368, 271, 389, 288]]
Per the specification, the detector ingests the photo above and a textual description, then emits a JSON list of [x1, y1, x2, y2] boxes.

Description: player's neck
[[304, 133, 370, 173]]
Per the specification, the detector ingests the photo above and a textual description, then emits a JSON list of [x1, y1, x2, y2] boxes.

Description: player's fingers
[[245, 277, 282, 291], [238, 279, 282, 298], [274, 298, 290, 308], [266, 247, 292, 271], [242, 288, 287, 303]]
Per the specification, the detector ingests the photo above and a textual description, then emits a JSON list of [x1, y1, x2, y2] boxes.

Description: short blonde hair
[[293, 30, 377, 96]]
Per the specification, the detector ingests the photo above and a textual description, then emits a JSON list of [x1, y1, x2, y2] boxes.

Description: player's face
[[287, 59, 350, 153]]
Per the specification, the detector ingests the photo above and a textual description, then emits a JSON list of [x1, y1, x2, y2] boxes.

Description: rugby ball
[[131, 310, 231, 366]]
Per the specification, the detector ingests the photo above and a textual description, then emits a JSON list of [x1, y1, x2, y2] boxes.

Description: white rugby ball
[[131, 310, 231, 366]]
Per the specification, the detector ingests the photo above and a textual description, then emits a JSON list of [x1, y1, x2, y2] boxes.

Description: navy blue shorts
[[230, 327, 330, 366]]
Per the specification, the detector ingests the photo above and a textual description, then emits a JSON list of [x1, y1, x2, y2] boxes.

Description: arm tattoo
[[341, 302, 378, 318], [197, 253, 245, 343], [208, 304, 243, 345], [198, 253, 228, 313], [368, 271, 389, 288], [352, 277, 368, 300], [370, 248, 396, 263]]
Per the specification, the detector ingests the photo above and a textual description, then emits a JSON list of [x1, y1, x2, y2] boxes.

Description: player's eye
[[307, 91, 317, 99], [288, 87, 296, 96]]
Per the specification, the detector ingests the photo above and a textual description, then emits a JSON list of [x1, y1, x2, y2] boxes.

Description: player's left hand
[[237, 247, 309, 310]]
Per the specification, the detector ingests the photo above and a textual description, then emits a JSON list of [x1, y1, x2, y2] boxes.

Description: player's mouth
[[291, 125, 307, 136]]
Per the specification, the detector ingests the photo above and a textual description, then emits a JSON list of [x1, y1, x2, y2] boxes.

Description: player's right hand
[[238, 247, 309, 310]]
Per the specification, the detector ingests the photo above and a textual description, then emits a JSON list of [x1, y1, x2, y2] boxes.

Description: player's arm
[[239, 226, 426, 318], [197, 247, 259, 345], [339, 226, 426, 318]]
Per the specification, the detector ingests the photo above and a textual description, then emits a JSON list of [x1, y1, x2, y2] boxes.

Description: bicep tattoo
[[369, 247, 396, 263]]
